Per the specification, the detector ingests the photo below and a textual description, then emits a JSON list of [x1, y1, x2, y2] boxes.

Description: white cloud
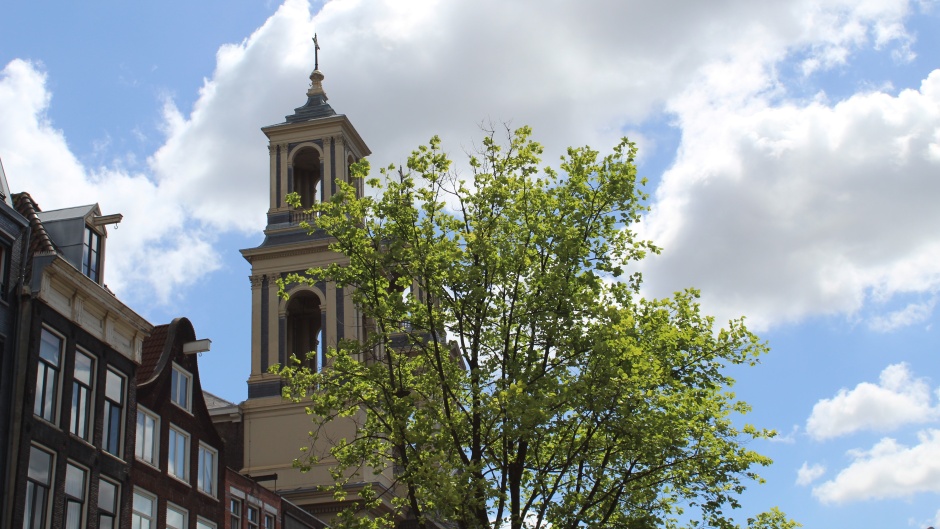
[[806, 363, 938, 440], [813, 429, 940, 504], [869, 297, 938, 332], [638, 68, 940, 330], [796, 462, 826, 486]]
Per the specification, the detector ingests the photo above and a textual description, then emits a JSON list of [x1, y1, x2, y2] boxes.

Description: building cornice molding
[[240, 242, 338, 263], [35, 255, 153, 363]]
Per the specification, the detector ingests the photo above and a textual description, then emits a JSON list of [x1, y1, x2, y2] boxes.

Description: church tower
[[238, 43, 377, 517]]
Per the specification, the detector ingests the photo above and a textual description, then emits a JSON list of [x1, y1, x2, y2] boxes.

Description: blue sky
[[2, 1, 940, 527]]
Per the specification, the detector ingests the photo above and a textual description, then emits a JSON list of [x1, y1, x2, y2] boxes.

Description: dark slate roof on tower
[[285, 68, 336, 123]]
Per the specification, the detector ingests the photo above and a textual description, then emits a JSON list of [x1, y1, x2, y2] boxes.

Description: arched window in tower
[[292, 148, 321, 208], [285, 291, 324, 371]]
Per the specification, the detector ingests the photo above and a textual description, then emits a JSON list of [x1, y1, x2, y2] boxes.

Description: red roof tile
[[138, 324, 169, 384]]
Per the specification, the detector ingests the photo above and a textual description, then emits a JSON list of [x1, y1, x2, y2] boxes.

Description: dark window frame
[[35, 327, 63, 423], [64, 462, 88, 529], [69, 349, 95, 441], [82, 225, 101, 283], [24, 445, 54, 529], [103, 369, 125, 457], [97, 478, 119, 529]]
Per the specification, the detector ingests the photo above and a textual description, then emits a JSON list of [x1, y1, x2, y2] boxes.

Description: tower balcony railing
[[289, 209, 318, 225]]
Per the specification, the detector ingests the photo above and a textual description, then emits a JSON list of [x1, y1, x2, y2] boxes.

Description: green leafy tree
[[277, 126, 797, 529]]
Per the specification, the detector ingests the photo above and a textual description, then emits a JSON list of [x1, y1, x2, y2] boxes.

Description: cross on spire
[[313, 33, 320, 71]]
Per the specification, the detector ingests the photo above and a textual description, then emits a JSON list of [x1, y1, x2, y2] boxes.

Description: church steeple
[[241, 33, 370, 398], [285, 34, 335, 123], [236, 36, 410, 521]]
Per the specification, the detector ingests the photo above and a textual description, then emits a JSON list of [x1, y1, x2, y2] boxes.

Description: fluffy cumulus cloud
[[813, 430, 940, 504], [639, 66, 940, 329], [796, 462, 826, 486], [0, 0, 934, 325], [806, 363, 939, 440], [0, 60, 220, 302]]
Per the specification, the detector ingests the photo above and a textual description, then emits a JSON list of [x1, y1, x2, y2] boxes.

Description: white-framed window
[[24, 445, 54, 529], [168, 426, 190, 482], [132, 488, 156, 529], [166, 503, 188, 529], [97, 478, 119, 529], [170, 363, 192, 411], [264, 513, 276, 529], [230, 498, 242, 528], [103, 369, 125, 456], [69, 350, 94, 440], [197, 443, 217, 496], [247, 506, 260, 529], [35, 327, 63, 423], [135, 406, 159, 466], [64, 462, 88, 529], [196, 517, 216, 529]]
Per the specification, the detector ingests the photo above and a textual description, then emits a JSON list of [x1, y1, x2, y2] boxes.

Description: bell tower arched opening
[[285, 290, 323, 372], [292, 148, 322, 208]]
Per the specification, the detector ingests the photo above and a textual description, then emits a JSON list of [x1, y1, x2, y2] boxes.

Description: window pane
[[35, 330, 62, 422], [105, 403, 122, 455], [169, 428, 188, 479], [70, 383, 90, 439], [65, 500, 83, 529], [74, 352, 93, 384], [106, 370, 123, 404], [27, 446, 52, 485], [198, 446, 215, 494], [133, 491, 153, 517], [136, 410, 156, 464], [98, 479, 117, 511], [25, 446, 53, 529], [166, 506, 186, 529], [171, 366, 191, 410], [25, 483, 47, 529], [65, 464, 85, 499], [39, 329, 60, 364]]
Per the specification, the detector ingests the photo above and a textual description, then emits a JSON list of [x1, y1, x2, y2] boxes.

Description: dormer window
[[82, 225, 101, 283]]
